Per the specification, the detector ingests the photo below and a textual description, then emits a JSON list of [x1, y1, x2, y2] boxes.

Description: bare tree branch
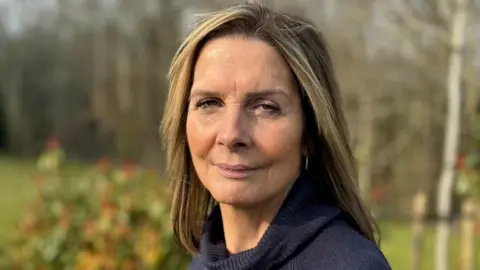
[[374, 130, 414, 173], [392, 0, 449, 42], [437, 0, 453, 21]]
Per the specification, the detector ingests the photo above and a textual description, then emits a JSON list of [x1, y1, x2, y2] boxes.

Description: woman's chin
[[209, 183, 263, 208]]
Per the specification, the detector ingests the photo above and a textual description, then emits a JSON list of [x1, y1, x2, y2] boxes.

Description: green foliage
[[7, 140, 190, 269], [456, 148, 480, 199]]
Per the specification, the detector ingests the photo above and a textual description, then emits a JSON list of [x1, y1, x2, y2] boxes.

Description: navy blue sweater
[[190, 175, 391, 270]]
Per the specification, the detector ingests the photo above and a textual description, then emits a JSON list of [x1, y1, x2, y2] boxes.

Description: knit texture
[[190, 174, 392, 270]]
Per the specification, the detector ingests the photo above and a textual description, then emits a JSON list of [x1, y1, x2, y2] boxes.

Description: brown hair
[[161, 2, 379, 254]]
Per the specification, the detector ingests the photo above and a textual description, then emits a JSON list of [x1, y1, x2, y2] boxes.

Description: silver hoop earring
[[305, 156, 309, 171]]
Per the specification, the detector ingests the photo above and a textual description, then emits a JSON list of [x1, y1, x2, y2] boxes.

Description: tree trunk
[[357, 91, 375, 204], [4, 67, 24, 153], [115, 39, 135, 158], [92, 25, 107, 126], [435, 0, 468, 269], [116, 40, 132, 113]]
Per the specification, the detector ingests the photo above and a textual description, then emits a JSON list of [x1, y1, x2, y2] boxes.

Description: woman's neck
[[219, 188, 291, 254]]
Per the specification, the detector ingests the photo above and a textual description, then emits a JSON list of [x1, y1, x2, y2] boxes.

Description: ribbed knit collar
[[197, 174, 342, 270]]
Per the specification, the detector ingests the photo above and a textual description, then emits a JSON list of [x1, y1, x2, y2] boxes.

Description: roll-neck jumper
[[190, 174, 391, 270]]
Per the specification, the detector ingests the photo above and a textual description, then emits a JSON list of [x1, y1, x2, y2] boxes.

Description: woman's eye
[[255, 103, 281, 115], [260, 104, 277, 111], [196, 99, 221, 109]]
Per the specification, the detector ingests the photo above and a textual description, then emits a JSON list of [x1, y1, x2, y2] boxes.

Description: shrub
[[8, 139, 190, 269]]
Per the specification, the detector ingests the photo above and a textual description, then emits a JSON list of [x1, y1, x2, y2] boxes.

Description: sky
[[0, 0, 56, 34]]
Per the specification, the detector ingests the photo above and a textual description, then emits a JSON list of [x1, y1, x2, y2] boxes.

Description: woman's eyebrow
[[188, 90, 220, 101], [245, 89, 290, 100], [189, 88, 290, 101]]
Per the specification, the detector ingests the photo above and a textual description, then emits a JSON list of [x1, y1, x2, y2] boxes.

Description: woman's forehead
[[191, 37, 296, 95]]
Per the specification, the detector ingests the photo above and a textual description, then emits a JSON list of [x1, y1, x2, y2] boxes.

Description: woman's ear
[[303, 141, 314, 157], [301, 120, 314, 156], [302, 146, 309, 157]]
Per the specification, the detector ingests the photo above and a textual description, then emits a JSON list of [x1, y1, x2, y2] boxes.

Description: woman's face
[[186, 37, 304, 207]]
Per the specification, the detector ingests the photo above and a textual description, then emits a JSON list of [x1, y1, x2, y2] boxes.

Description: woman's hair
[[161, 1, 378, 254]]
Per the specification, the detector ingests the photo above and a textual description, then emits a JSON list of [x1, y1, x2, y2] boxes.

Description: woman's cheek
[[253, 119, 302, 155], [187, 113, 218, 157]]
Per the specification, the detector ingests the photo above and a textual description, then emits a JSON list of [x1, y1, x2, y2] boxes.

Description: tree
[[435, 1, 468, 269], [390, 0, 472, 268]]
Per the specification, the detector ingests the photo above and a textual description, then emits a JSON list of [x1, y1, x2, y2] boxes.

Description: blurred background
[[0, 0, 479, 269]]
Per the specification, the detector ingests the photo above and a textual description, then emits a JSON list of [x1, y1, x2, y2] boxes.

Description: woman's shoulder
[[189, 255, 202, 270], [298, 217, 391, 270]]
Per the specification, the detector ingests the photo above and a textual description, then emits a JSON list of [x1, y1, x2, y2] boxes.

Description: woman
[[161, 2, 391, 269]]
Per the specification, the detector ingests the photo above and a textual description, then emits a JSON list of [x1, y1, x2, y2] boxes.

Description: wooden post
[[460, 199, 476, 270], [411, 191, 427, 270]]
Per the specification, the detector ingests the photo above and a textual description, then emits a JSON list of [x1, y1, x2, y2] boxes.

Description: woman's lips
[[215, 163, 258, 179]]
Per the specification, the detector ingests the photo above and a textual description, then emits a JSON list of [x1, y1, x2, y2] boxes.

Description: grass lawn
[[0, 155, 86, 244], [0, 155, 43, 243], [0, 155, 478, 269], [380, 220, 480, 269]]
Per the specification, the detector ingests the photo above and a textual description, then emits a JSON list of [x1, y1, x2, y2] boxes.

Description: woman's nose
[[216, 108, 252, 151]]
